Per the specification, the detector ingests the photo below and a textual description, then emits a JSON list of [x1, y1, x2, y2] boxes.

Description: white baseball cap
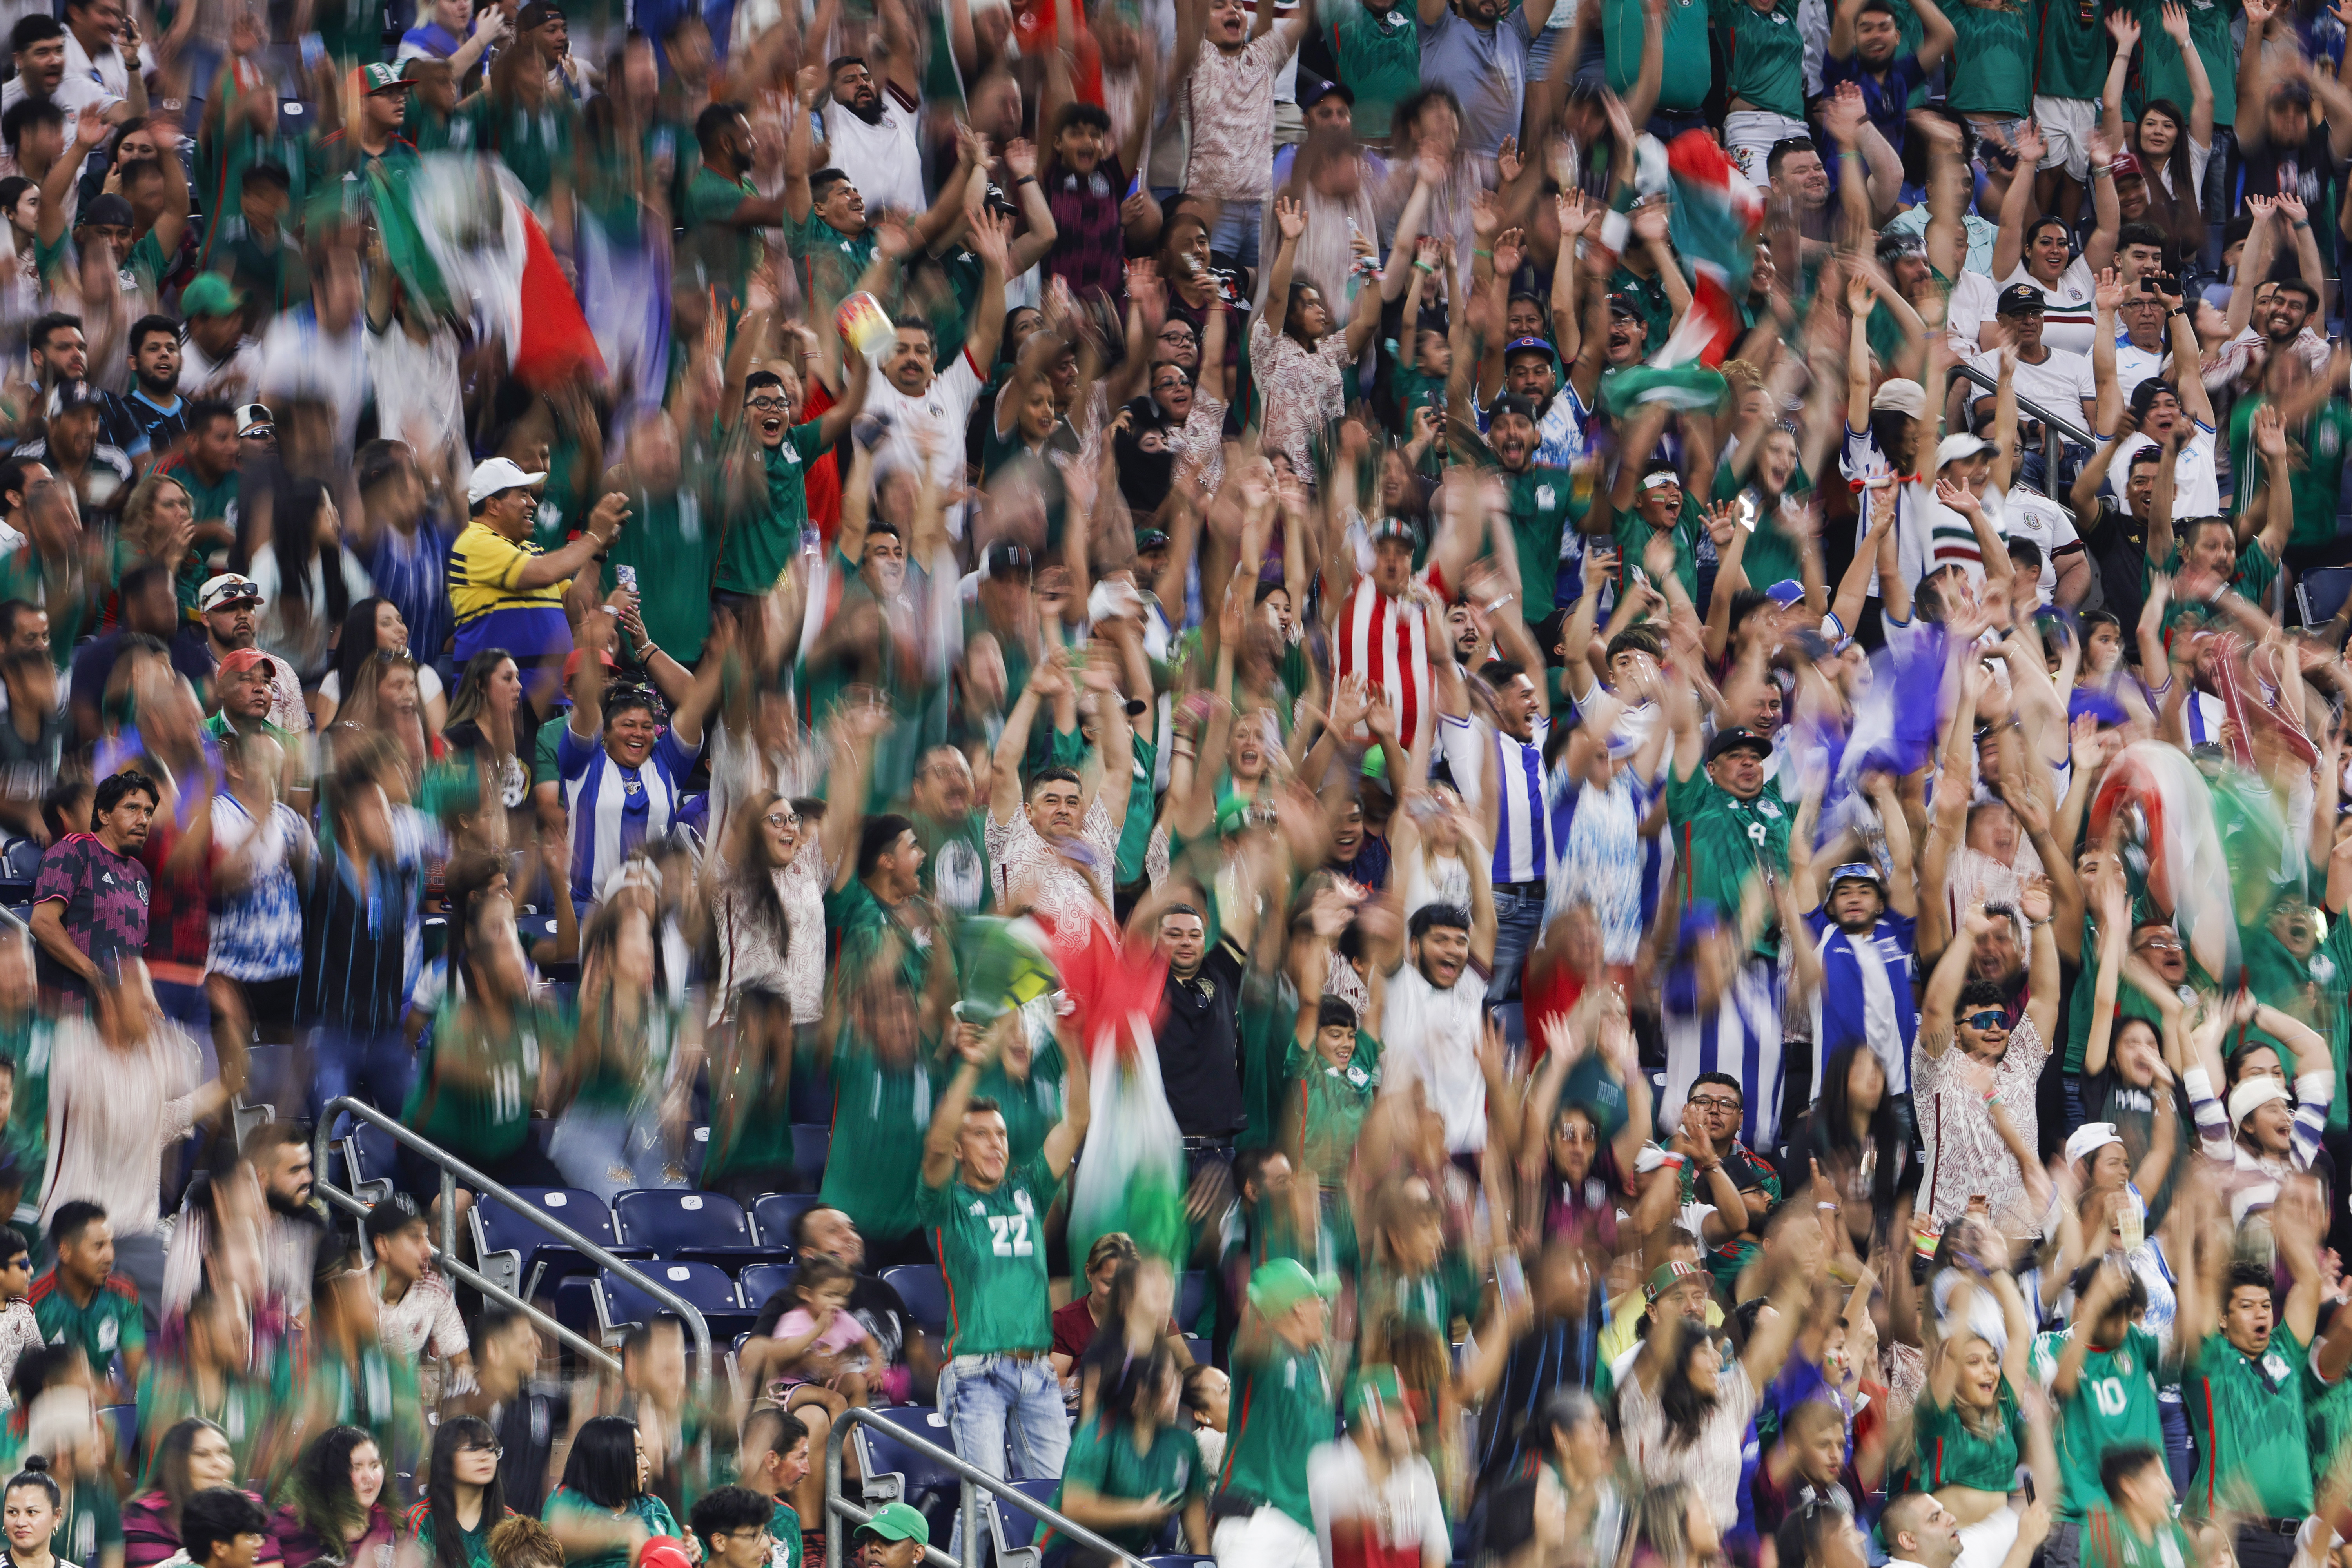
[[467, 457, 547, 508]]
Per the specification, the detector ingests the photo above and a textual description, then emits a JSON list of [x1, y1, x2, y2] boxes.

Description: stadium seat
[[987, 1475, 1065, 1568], [612, 1188, 762, 1269], [2301, 565, 2352, 627], [1181, 1336, 1212, 1368], [882, 1264, 950, 1335], [737, 1262, 794, 1312], [472, 1189, 646, 1299], [100, 1404, 134, 1465], [751, 1192, 820, 1250], [1176, 1270, 1211, 1334], [853, 1405, 959, 1508], [789, 1125, 831, 1189], [593, 1262, 756, 1345], [1142, 1557, 1216, 1568]]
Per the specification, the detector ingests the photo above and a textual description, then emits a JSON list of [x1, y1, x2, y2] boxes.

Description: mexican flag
[[370, 154, 604, 390], [1599, 132, 1762, 416]]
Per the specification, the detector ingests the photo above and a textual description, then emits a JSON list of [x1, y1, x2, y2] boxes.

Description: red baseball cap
[[562, 646, 617, 682]]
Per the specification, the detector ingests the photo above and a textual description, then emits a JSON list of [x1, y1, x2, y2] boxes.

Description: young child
[[1287, 995, 1379, 1191], [740, 1256, 882, 1415]]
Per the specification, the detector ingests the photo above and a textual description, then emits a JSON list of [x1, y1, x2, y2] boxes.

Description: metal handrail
[[1946, 361, 2096, 449], [311, 1096, 713, 1387], [823, 1405, 1154, 1568]]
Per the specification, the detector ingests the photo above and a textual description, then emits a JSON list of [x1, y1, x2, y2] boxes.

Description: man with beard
[[98, 315, 187, 462], [189, 573, 305, 735], [12, 381, 131, 532], [682, 101, 795, 318], [818, 40, 923, 221], [1480, 395, 1583, 630], [2103, 366, 2221, 531], [862, 217, 1011, 498], [2224, 320, 2352, 573], [907, 744, 988, 915], [1381, 897, 1499, 1158], [240, 1120, 323, 1316], [2208, 207, 2333, 394], [0, 15, 122, 203]]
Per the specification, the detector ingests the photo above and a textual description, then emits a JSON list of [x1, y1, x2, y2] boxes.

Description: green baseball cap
[[1343, 1364, 1403, 1420], [359, 61, 410, 92], [1247, 1256, 1337, 1318], [853, 1504, 929, 1546], [180, 272, 245, 318]]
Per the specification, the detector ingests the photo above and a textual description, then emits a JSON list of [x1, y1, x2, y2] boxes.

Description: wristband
[[1658, 1152, 1686, 1171], [2091, 163, 2113, 180], [1474, 247, 1494, 258], [1015, 174, 1038, 186], [1412, 260, 1434, 273]]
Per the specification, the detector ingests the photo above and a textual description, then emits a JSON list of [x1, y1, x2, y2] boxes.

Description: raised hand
[[2256, 400, 2291, 458], [2094, 266, 2126, 314], [1556, 187, 1594, 239], [2019, 872, 2054, 927], [2106, 7, 2141, 47], [1274, 194, 1307, 243], [2010, 119, 2047, 169], [2245, 0, 2277, 33], [1497, 134, 1523, 184], [1629, 198, 1670, 245], [1935, 476, 1982, 516], [2160, 0, 2192, 40], [1004, 136, 1038, 180], [1845, 265, 1875, 315], [1493, 226, 1526, 278], [1820, 81, 1867, 146], [2278, 187, 2310, 226], [1470, 188, 1503, 240]]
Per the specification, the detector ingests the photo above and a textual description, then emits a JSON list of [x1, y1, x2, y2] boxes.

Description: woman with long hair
[[1914, 1269, 2038, 1568], [315, 598, 448, 734], [2099, 11, 2212, 263], [547, 900, 698, 1203], [1528, 1389, 1626, 1568], [232, 475, 371, 684], [439, 649, 528, 822], [702, 791, 823, 1201], [114, 472, 196, 632], [398, 1417, 510, 1568], [272, 1427, 394, 1568], [124, 1418, 275, 1568], [541, 1418, 677, 1568], [1071, 1253, 1189, 1424], [331, 653, 440, 789], [1793, 1045, 1914, 1253], [1038, 1348, 1210, 1561]]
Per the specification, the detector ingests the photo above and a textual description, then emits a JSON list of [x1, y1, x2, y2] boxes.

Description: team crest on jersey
[[1537, 485, 1557, 508], [2115, 1350, 2131, 1375]]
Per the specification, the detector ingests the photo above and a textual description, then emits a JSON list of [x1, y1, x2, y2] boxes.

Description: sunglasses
[[1960, 1009, 2009, 1032]]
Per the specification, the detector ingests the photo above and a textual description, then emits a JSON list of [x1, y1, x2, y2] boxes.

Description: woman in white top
[[310, 598, 448, 734]]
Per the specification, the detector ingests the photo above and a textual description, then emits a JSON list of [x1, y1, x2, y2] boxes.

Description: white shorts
[[1214, 1507, 1321, 1568], [1956, 1504, 2024, 1568], [2036, 94, 2098, 180], [1724, 108, 1811, 186]]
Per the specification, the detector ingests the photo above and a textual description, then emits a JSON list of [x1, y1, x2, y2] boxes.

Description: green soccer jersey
[[769, 1499, 802, 1568], [1913, 1381, 2024, 1492], [2229, 394, 2352, 553], [815, 1042, 931, 1247], [2186, 1326, 2315, 1520], [718, 423, 826, 597], [1712, 0, 1805, 118], [2083, 1506, 2193, 1568], [1220, 1337, 1332, 1529], [952, 1044, 1066, 1171], [475, 96, 577, 205], [1506, 465, 1582, 622], [1614, 509, 1699, 606], [1042, 1419, 1209, 1556], [1710, 459, 1811, 595], [31, 1270, 145, 1379], [1287, 1031, 1381, 1187], [2029, 1324, 2167, 1521], [682, 167, 764, 313], [403, 1001, 559, 1162], [602, 484, 719, 664], [1946, 0, 2034, 117], [1664, 764, 1793, 932], [2134, 0, 2236, 127], [1325, 0, 1419, 138], [1606, 265, 1676, 358], [2033, 0, 2107, 100], [2153, 540, 2279, 634], [787, 211, 880, 322], [1602, 0, 1711, 109], [917, 1151, 1061, 1357]]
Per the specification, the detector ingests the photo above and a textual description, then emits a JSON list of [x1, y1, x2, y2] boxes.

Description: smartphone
[[2140, 274, 2181, 295], [615, 563, 638, 595], [299, 31, 325, 67]]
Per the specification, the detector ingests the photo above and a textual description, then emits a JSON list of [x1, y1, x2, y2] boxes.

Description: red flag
[[511, 203, 604, 390]]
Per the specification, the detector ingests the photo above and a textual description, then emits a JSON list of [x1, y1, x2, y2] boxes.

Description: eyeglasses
[[1960, 1010, 2009, 1032], [762, 811, 797, 828], [1688, 1095, 1742, 1112], [746, 396, 792, 414], [240, 428, 276, 441]]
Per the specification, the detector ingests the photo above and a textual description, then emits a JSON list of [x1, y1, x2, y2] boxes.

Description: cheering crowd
[[17, 3, 2352, 1568]]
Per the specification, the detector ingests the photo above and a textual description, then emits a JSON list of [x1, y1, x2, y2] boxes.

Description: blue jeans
[[549, 1103, 685, 1204], [310, 1024, 416, 1180], [1486, 883, 1546, 1006], [936, 1353, 1071, 1555], [1207, 200, 1263, 272]]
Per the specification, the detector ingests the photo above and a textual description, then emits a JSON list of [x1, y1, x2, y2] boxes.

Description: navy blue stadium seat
[[987, 1474, 1066, 1568], [1176, 1270, 1211, 1334], [738, 1262, 795, 1312], [882, 1264, 949, 1335], [471, 1187, 645, 1299], [789, 1125, 831, 1189], [593, 1262, 756, 1343], [751, 1192, 820, 1250], [853, 1406, 959, 1508], [611, 1188, 762, 1270]]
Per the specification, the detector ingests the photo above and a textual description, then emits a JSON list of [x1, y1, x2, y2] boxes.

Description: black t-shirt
[[2237, 125, 2335, 215], [1472, 1290, 1606, 1490], [1154, 937, 1247, 1138], [2076, 495, 2151, 636], [101, 390, 190, 462]]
